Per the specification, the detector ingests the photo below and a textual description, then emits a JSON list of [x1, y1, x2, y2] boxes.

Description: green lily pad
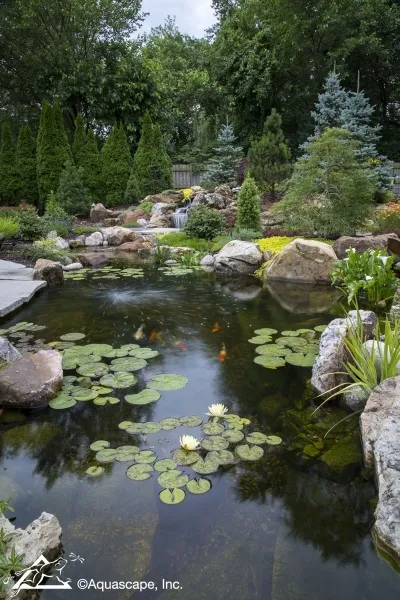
[[135, 450, 157, 464], [147, 373, 188, 392], [90, 440, 110, 451], [266, 435, 283, 445], [248, 336, 272, 344], [91, 385, 113, 395], [172, 449, 200, 466], [186, 478, 211, 494], [158, 469, 189, 489], [254, 328, 278, 336], [202, 436, 229, 451], [60, 333, 86, 341], [125, 423, 145, 434], [110, 357, 147, 372], [202, 422, 225, 435], [222, 429, 244, 443], [159, 488, 185, 504], [227, 421, 244, 431], [82, 343, 113, 355], [77, 362, 109, 378], [276, 337, 307, 348], [126, 464, 153, 481], [115, 448, 140, 461], [160, 417, 180, 430], [207, 450, 235, 465], [154, 459, 177, 472], [254, 355, 286, 369], [235, 444, 264, 461], [280, 330, 299, 337], [246, 432, 269, 445], [125, 389, 160, 405], [303, 344, 320, 354], [191, 458, 219, 475], [95, 448, 118, 463], [141, 422, 162, 434], [297, 328, 315, 336], [93, 396, 120, 405], [118, 421, 133, 430], [285, 353, 316, 367], [49, 394, 77, 409], [129, 348, 159, 359], [63, 375, 77, 384], [62, 357, 79, 370], [314, 325, 328, 332], [179, 415, 203, 427], [224, 414, 241, 422], [72, 388, 99, 401], [255, 344, 291, 356], [99, 372, 137, 388], [120, 344, 140, 352], [86, 466, 104, 477], [78, 377, 92, 388], [103, 348, 129, 359]]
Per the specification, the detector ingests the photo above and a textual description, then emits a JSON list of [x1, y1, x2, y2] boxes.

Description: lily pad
[[125, 423, 145, 434], [76, 354, 102, 366], [95, 448, 118, 463], [254, 328, 278, 335], [115, 448, 140, 461], [93, 396, 120, 405], [129, 348, 159, 359], [147, 373, 188, 392], [103, 348, 129, 359], [285, 353, 316, 367], [120, 344, 140, 352], [86, 466, 104, 477], [62, 357, 79, 371], [82, 343, 113, 356], [135, 450, 157, 464], [255, 344, 291, 357], [202, 436, 229, 451], [99, 372, 137, 388], [141, 422, 162, 434], [72, 388, 99, 401], [280, 330, 299, 337], [91, 385, 113, 395], [90, 440, 110, 451], [248, 336, 272, 344], [60, 333, 86, 341], [62, 375, 77, 384], [266, 435, 283, 445], [172, 449, 200, 466], [276, 337, 307, 348], [118, 421, 133, 430], [154, 459, 177, 472], [179, 416, 203, 427], [254, 355, 286, 369], [246, 432, 269, 445], [222, 429, 244, 443], [224, 414, 241, 422], [303, 344, 320, 354], [125, 389, 160, 405], [314, 325, 328, 332], [227, 421, 244, 431], [202, 422, 225, 435], [159, 488, 185, 504], [49, 394, 77, 409], [191, 458, 219, 475], [160, 417, 180, 430], [78, 377, 92, 388], [110, 357, 147, 372], [186, 478, 211, 494], [158, 469, 189, 489], [207, 450, 235, 465], [235, 444, 264, 461], [126, 464, 153, 481], [77, 362, 109, 378]]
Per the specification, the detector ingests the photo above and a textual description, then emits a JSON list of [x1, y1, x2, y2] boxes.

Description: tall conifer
[[16, 125, 38, 205]]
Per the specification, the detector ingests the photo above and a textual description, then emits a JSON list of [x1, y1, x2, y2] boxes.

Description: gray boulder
[[333, 234, 397, 259], [100, 227, 136, 246], [264, 239, 337, 283], [214, 241, 262, 275], [151, 202, 170, 215], [84, 231, 103, 246], [0, 349, 63, 408], [90, 202, 109, 222], [0, 336, 21, 367], [33, 259, 64, 287], [192, 192, 228, 209], [137, 218, 148, 228], [200, 255, 215, 266], [62, 262, 83, 271], [53, 236, 69, 250], [149, 213, 171, 228]]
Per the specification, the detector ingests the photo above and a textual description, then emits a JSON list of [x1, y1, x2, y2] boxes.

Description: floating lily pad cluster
[[158, 266, 203, 276], [0, 321, 48, 356], [87, 412, 283, 505], [250, 325, 327, 369], [64, 266, 145, 282]]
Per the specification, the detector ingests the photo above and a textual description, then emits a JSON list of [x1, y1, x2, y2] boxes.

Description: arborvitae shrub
[[0, 122, 18, 205], [73, 117, 102, 202], [16, 125, 38, 206], [236, 176, 262, 231], [101, 123, 131, 206], [57, 161, 90, 215]]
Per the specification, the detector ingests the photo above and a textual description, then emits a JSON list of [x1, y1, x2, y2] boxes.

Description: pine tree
[[150, 125, 173, 191], [236, 175, 262, 231], [57, 161, 89, 215], [0, 122, 18, 205], [131, 112, 156, 200], [204, 123, 242, 184], [16, 125, 38, 206], [53, 101, 72, 162], [72, 114, 87, 166], [248, 109, 291, 197], [73, 116, 102, 202], [101, 123, 131, 206]]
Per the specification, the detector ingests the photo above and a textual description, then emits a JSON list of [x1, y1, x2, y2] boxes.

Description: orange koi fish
[[149, 330, 163, 343], [134, 324, 146, 341], [211, 322, 221, 333], [219, 343, 227, 362], [175, 341, 188, 351]]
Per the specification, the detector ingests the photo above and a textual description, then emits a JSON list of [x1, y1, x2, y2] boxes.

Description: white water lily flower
[[180, 435, 200, 451], [206, 403, 228, 418], [365, 275, 373, 281]]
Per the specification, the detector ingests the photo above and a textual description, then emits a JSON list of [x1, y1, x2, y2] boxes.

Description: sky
[[141, 0, 216, 37]]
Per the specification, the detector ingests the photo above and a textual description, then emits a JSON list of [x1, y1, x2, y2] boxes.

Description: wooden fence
[[172, 164, 206, 188], [391, 162, 400, 197]]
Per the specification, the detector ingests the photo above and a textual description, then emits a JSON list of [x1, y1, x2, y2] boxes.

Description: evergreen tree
[[101, 123, 131, 206], [57, 161, 89, 215], [204, 123, 242, 184], [53, 101, 72, 162], [0, 122, 18, 205], [150, 125, 173, 191], [124, 169, 141, 204], [236, 175, 262, 231], [248, 109, 291, 197], [72, 114, 87, 166], [73, 116, 102, 201], [16, 125, 38, 206]]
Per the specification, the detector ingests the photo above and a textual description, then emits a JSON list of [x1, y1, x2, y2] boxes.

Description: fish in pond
[[211, 322, 221, 333], [134, 324, 146, 340], [219, 343, 227, 362], [175, 341, 188, 351], [149, 330, 163, 343]]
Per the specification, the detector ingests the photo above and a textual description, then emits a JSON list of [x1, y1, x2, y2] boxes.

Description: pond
[[1, 259, 399, 600]]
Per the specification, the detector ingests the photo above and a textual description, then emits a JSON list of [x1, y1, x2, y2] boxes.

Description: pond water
[[1, 259, 400, 600]]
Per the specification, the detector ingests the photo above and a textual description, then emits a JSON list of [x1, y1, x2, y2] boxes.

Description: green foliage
[[73, 117, 102, 201], [101, 123, 131, 206], [123, 221, 139, 228], [184, 206, 225, 240], [73, 225, 98, 235], [157, 232, 213, 252], [21, 244, 71, 264], [43, 190, 74, 236], [204, 123, 242, 184], [16, 206, 48, 240], [124, 171, 141, 204], [57, 161, 89, 215], [276, 129, 374, 236], [248, 109, 291, 196], [236, 176, 262, 231], [136, 201, 153, 215], [16, 125, 38, 206], [0, 217, 19, 240], [0, 122, 18, 206], [72, 114, 87, 166], [331, 248, 397, 306], [177, 252, 202, 267], [0, 499, 13, 515]]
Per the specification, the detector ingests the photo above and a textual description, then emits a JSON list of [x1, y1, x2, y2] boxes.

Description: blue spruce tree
[[204, 124, 242, 184]]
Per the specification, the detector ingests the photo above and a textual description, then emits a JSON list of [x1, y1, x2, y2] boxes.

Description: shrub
[[124, 171, 141, 204], [124, 221, 139, 228], [16, 207, 48, 241], [73, 225, 99, 235], [0, 217, 20, 240], [157, 232, 212, 252], [374, 202, 400, 234], [276, 128, 374, 236], [331, 248, 397, 306], [21, 244, 71, 265], [101, 123, 131, 206], [72, 115, 102, 202], [43, 191, 74, 237], [16, 125, 38, 206], [257, 236, 296, 253], [236, 176, 262, 231], [57, 161, 90, 215], [184, 207, 225, 240], [137, 202, 153, 215], [0, 122, 18, 206]]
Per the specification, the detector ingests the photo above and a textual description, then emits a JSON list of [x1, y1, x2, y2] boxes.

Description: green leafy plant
[[43, 191, 74, 236], [21, 244, 71, 264], [0, 499, 13, 516], [0, 217, 19, 241], [136, 201, 153, 215], [73, 225, 98, 235], [178, 252, 202, 267], [331, 248, 397, 305], [152, 243, 171, 265], [184, 206, 225, 240], [16, 206, 48, 240], [123, 220, 139, 228]]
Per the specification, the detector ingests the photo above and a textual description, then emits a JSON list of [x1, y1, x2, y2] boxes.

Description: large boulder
[[118, 236, 155, 254], [264, 239, 337, 283], [90, 203, 109, 222], [0, 336, 21, 367], [149, 213, 171, 228], [333, 234, 397, 259], [214, 241, 262, 275], [123, 209, 148, 223], [100, 227, 136, 246], [360, 376, 400, 568], [214, 184, 234, 200], [0, 349, 63, 408], [200, 255, 215, 266], [192, 192, 228, 209], [151, 202, 171, 216], [77, 252, 109, 267], [33, 259, 64, 287], [84, 231, 103, 246]]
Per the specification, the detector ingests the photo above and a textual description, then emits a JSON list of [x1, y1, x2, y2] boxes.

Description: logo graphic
[[11, 552, 84, 595]]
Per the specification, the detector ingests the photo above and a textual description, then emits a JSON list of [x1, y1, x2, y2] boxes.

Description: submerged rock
[[33, 259, 64, 286], [214, 240, 262, 275], [0, 335, 21, 367], [77, 252, 109, 267], [265, 280, 340, 314], [264, 239, 337, 283], [0, 349, 63, 408]]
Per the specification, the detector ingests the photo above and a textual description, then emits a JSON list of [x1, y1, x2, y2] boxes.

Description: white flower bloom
[[179, 435, 200, 451], [365, 275, 373, 281], [206, 403, 228, 418], [379, 255, 390, 265]]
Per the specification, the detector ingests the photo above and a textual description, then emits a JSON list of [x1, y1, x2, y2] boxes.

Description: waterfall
[[171, 199, 194, 229]]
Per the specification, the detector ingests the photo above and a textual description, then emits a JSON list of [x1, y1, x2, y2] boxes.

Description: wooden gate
[[172, 164, 205, 188]]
